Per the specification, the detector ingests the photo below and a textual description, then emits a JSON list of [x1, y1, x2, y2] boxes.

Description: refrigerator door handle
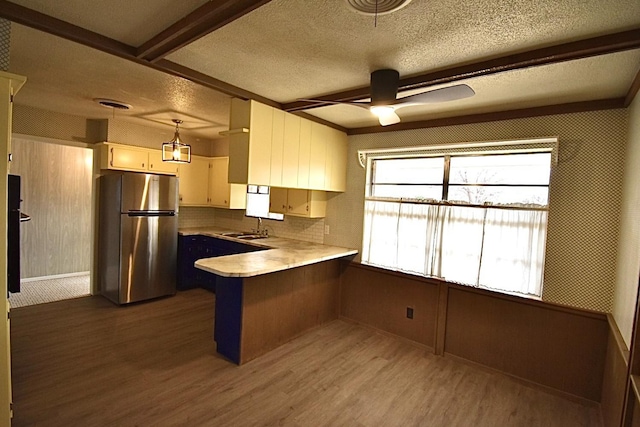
[[127, 210, 175, 217]]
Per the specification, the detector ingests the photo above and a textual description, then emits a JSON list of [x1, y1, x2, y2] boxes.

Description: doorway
[[8, 136, 93, 307]]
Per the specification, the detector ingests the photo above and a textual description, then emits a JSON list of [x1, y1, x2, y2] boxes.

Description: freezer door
[[120, 173, 178, 213], [119, 213, 177, 304]]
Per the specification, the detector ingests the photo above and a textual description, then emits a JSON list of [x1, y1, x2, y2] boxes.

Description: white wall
[[614, 94, 640, 348]]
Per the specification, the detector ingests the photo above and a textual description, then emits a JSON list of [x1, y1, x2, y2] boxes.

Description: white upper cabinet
[[227, 99, 347, 192], [98, 142, 178, 175]]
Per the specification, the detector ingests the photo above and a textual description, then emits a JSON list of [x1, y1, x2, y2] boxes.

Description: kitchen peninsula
[[181, 228, 357, 364]]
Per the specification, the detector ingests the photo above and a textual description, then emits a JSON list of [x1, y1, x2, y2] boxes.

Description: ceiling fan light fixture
[[162, 119, 191, 163], [370, 105, 395, 117]]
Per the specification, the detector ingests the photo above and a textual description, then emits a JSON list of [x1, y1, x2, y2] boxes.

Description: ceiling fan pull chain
[[375, 0, 378, 27]]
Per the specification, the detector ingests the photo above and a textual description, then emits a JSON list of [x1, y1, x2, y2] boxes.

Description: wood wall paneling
[[600, 315, 629, 427], [339, 263, 439, 349], [11, 138, 92, 278], [240, 260, 341, 364], [340, 262, 611, 403], [444, 287, 608, 402]]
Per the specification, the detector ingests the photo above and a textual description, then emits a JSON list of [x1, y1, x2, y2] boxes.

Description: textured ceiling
[[9, 24, 231, 141], [167, 0, 640, 102], [4, 0, 640, 136], [7, 0, 210, 46]]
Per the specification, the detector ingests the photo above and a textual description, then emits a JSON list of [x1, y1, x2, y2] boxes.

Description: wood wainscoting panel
[[340, 263, 439, 348], [240, 260, 341, 364], [444, 287, 609, 402], [600, 315, 629, 427]]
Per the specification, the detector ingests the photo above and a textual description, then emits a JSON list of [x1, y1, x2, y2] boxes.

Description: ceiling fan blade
[[394, 84, 475, 107], [378, 110, 401, 126]]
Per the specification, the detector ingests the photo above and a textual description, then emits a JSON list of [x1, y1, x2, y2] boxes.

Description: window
[[362, 143, 553, 298], [245, 185, 284, 220]]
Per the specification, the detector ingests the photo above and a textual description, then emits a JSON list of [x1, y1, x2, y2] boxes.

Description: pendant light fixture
[[162, 119, 191, 163]]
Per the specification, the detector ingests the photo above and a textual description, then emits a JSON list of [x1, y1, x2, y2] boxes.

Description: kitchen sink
[[236, 234, 267, 240], [220, 232, 267, 240]]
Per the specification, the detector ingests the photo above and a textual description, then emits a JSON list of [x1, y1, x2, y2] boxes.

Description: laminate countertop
[[180, 227, 358, 278]]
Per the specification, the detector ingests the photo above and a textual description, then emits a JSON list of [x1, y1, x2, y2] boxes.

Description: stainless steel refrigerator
[[98, 172, 178, 304]]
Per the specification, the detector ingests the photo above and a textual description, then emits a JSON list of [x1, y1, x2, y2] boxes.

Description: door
[[178, 156, 209, 205], [110, 145, 148, 172], [287, 189, 310, 216], [119, 214, 177, 303], [269, 187, 288, 214], [148, 150, 179, 175], [208, 157, 230, 207]]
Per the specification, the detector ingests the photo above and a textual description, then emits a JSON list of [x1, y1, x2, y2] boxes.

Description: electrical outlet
[[324, 225, 330, 235], [406, 307, 414, 319]]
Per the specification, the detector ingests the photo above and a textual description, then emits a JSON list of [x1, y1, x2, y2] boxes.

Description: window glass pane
[[372, 184, 443, 200], [373, 157, 444, 184], [448, 185, 549, 205], [449, 153, 551, 185]]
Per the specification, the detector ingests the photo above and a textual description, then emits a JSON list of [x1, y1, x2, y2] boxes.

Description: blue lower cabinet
[[177, 234, 266, 293]]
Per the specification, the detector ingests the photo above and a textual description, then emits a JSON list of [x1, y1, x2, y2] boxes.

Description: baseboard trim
[[21, 271, 90, 283]]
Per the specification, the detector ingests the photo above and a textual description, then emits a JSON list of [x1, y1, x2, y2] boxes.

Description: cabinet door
[[178, 156, 210, 205], [330, 132, 348, 192], [110, 145, 148, 172], [270, 109, 285, 187], [281, 114, 301, 188], [324, 129, 348, 191], [309, 123, 328, 190], [247, 101, 273, 185], [209, 157, 231, 207], [287, 189, 310, 216], [297, 119, 311, 189], [148, 150, 179, 175], [269, 187, 288, 214]]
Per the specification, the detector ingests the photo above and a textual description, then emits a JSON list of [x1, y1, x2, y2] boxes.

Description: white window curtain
[[362, 200, 548, 297]]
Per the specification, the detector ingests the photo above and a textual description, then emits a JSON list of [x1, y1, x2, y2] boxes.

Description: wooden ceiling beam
[[347, 98, 627, 135], [0, 0, 136, 58], [284, 29, 640, 112], [625, 65, 640, 107], [0, 0, 279, 107], [137, 0, 273, 62]]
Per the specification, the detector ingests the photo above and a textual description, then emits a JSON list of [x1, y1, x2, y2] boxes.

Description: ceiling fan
[[301, 69, 475, 126]]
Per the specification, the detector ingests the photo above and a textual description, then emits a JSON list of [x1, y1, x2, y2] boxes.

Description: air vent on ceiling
[[94, 98, 132, 110], [345, 0, 412, 15]]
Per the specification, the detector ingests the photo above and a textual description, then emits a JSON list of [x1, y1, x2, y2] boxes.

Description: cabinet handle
[[224, 200, 227, 204], [110, 148, 113, 167], [306, 205, 309, 211], [142, 163, 145, 168], [150, 163, 153, 168], [282, 204, 286, 209], [288, 205, 292, 211]]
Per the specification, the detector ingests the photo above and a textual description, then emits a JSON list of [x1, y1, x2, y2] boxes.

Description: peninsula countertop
[[180, 227, 358, 278]]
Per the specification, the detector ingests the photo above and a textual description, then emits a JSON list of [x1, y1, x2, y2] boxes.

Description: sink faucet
[[254, 217, 268, 237]]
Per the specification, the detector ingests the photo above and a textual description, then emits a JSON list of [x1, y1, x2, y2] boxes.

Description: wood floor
[[10, 289, 602, 426]]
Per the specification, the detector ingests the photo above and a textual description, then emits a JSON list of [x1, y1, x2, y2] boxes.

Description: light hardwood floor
[[10, 289, 602, 426]]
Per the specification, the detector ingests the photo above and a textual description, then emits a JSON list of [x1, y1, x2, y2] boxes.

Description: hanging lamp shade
[[162, 119, 191, 163]]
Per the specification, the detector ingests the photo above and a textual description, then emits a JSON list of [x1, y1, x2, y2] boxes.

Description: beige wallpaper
[[0, 19, 9, 71], [324, 109, 628, 313], [614, 96, 640, 347], [11, 137, 93, 278]]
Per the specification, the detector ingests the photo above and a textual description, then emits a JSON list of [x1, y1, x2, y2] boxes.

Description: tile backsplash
[[178, 207, 217, 228], [214, 209, 325, 244]]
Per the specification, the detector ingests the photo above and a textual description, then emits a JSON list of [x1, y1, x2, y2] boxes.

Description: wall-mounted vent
[[94, 98, 132, 110]]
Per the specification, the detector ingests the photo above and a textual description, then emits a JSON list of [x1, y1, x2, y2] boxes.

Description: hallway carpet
[[8, 273, 90, 308]]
